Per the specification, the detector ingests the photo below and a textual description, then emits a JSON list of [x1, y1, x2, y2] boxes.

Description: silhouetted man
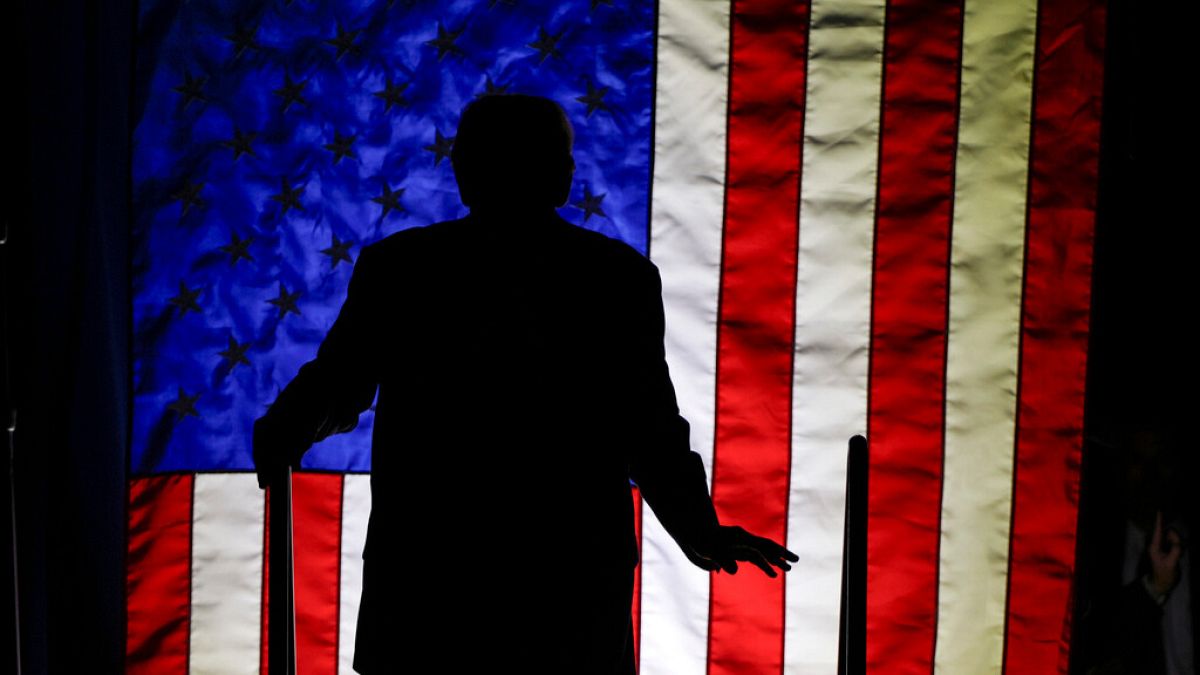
[[254, 94, 797, 674]]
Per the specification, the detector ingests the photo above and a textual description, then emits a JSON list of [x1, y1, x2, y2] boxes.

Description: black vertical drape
[[7, 1, 134, 673], [1072, 0, 1197, 671]]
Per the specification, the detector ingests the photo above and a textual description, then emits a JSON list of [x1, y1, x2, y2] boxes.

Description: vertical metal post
[[267, 467, 296, 675], [1, 217, 20, 675], [5, 409, 17, 675], [838, 435, 868, 675]]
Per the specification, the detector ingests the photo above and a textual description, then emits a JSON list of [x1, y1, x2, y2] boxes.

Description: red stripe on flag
[[865, 1, 963, 673], [126, 475, 193, 675], [632, 486, 642, 668], [1003, 0, 1106, 672], [261, 486, 271, 675], [293, 472, 345, 675], [708, 1, 810, 672]]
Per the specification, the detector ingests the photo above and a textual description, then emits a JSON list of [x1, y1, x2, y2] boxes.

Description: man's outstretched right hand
[[685, 525, 799, 578]]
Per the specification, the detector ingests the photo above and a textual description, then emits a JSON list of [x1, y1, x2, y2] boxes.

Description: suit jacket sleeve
[[626, 262, 721, 556], [254, 244, 381, 467]]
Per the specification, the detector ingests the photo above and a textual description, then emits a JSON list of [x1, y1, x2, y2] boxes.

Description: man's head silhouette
[[451, 94, 576, 212]]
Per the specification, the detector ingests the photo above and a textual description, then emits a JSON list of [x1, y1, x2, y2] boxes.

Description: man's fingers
[[756, 545, 795, 574], [756, 536, 798, 564], [744, 549, 778, 578], [725, 540, 790, 577], [755, 545, 793, 571], [707, 525, 799, 577], [742, 533, 796, 567]]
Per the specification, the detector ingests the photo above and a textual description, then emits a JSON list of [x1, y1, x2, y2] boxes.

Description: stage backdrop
[[126, 0, 1105, 673]]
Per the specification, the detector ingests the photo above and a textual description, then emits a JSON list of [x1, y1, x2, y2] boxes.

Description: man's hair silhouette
[[451, 94, 576, 210], [254, 93, 797, 675]]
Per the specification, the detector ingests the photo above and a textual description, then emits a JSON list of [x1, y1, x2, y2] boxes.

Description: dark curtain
[[1071, 0, 1197, 671], [5, 1, 134, 673]]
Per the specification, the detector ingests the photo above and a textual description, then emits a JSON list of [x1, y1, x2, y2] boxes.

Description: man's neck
[[468, 203, 560, 224]]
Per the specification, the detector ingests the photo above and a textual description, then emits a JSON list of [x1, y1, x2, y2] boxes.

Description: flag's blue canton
[[132, 0, 655, 475]]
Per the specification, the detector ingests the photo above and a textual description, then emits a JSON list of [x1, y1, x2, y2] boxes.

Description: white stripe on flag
[[189, 473, 264, 675], [641, 0, 731, 673], [934, 0, 1038, 672], [339, 475, 371, 675], [785, 0, 886, 672]]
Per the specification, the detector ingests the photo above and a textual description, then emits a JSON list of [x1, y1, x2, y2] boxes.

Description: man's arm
[[253, 244, 381, 488], [627, 262, 797, 576]]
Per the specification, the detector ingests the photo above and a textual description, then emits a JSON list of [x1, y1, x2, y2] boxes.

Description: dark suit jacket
[[255, 212, 720, 673]]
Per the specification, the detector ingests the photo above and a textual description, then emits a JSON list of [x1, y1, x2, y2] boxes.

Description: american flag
[[126, 0, 1105, 673]]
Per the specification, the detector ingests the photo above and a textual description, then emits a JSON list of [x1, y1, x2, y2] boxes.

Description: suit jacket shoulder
[[365, 215, 659, 289], [364, 217, 462, 260]]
